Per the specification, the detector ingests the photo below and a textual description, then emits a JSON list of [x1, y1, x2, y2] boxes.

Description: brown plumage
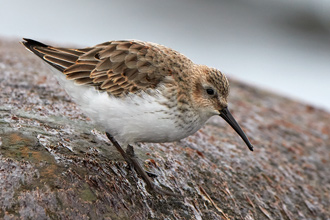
[[22, 38, 194, 97]]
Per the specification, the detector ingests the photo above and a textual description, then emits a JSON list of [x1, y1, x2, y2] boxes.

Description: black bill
[[219, 107, 254, 151]]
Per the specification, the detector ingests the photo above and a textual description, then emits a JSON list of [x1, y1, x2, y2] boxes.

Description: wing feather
[[22, 38, 193, 97]]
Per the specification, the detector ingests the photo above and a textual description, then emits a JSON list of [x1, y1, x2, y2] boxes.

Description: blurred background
[[1, 0, 330, 111]]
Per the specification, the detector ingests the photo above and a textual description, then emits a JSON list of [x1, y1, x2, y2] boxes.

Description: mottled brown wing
[[22, 38, 192, 97]]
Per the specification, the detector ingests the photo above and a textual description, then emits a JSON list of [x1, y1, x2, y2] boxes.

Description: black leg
[[105, 132, 182, 197], [125, 144, 155, 190], [105, 132, 133, 166]]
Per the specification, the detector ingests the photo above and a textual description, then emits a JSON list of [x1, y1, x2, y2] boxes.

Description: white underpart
[[51, 69, 206, 144]]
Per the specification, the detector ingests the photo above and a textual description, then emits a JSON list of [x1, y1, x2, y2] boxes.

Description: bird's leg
[[126, 145, 158, 178], [105, 132, 133, 167], [105, 133, 156, 177], [125, 144, 156, 190], [105, 132, 181, 197]]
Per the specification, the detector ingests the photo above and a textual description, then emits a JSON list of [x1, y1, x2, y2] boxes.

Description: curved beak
[[219, 107, 254, 151]]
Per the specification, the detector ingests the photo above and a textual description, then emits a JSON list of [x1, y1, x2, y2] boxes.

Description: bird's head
[[191, 65, 254, 151], [191, 66, 229, 116]]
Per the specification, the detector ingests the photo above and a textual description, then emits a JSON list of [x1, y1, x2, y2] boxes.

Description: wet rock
[[0, 38, 329, 219]]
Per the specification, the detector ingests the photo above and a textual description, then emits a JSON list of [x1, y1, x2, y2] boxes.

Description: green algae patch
[[0, 132, 66, 188], [1, 132, 42, 161], [79, 183, 97, 202]]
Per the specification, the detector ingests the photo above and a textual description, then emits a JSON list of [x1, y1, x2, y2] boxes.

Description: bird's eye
[[206, 88, 215, 96]]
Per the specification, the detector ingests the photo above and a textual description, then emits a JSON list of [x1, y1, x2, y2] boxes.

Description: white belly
[[53, 72, 204, 144]]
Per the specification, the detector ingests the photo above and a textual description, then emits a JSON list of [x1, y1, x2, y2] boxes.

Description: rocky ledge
[[0, 38, 329, 219]]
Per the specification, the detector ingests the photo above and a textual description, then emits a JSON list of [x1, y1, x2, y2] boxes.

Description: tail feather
[[22, 38, 49, 51], [21, 38, 99, 86], [21, 38, 81, 72], [21, 38, 50, 60]]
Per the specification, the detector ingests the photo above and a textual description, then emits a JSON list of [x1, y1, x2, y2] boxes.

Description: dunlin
[[22, 38, 253, 196]]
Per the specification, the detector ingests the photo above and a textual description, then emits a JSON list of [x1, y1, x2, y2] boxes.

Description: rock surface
[[0, 38, 329, 219]]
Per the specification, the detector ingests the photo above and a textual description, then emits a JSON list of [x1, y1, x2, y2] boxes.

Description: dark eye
[[206, 88, 215, 96]]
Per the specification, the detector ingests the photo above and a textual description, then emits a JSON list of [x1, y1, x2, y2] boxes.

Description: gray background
[[1, 0, 330, 111]]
